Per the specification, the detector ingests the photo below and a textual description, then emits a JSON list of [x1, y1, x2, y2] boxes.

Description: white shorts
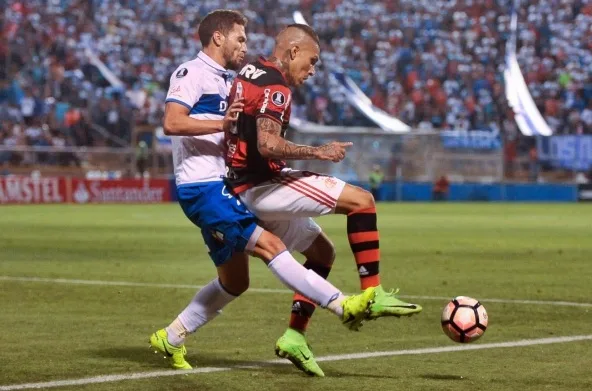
[[239, 169, 347, 220], [261, 217, 322, 253], [239, 169, 346, 253]]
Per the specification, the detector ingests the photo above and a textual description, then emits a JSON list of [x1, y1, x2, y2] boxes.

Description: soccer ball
[[441, 296, 488, 343]]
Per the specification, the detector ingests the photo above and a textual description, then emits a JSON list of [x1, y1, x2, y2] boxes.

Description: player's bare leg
[[217, 253, 250, 296], [336, 184, 422, 318]]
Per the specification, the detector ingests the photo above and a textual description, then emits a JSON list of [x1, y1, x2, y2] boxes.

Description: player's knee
[[219, 277, 249, 296], [267, 236, 287, 257], [253, 230, 287, 263], [217, 254, 250, 296], [230, 278, 250, 296], [336, 184, 376, 214], [349, 187, 375, 211]]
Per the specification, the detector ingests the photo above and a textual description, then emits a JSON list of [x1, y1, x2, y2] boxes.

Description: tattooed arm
[[257, 117, 316, 159], [256, 117, 352, 162]]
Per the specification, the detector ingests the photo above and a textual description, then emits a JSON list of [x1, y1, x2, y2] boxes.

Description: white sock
[[167, 278, 238, 346], [165, 318, 187, 346], [268, 251, 343, 316], [327, 294, 345, 317]]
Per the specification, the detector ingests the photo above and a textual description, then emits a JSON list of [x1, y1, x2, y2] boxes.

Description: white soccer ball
[[441, 296, 488, 343]]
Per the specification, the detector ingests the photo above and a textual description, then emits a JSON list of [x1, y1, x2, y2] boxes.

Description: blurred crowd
[[0, 0, 591, 162]]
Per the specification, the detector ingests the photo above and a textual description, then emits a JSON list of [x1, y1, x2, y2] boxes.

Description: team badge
[[324, 177, 338, 189], [176, 68, 188, 78], [272, 91, 286, 106]]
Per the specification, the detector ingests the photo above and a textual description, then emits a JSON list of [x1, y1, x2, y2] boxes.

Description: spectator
[[432, 175, 450, 201], [136, 140, 149, 178], [368, 164, 384, 202], [1, 0, 590, 171], [528, 145, 539, 182], [6, 0, 590, 133]]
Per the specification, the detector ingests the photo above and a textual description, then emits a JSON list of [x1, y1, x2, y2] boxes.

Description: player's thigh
[[261, 217, 322, 253], [240, 170, 346, 220], [179, 182, 262, 266], [216, 252, 250, 295]]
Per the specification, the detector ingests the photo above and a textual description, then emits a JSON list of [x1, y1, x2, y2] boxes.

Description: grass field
[[1, 203, 591, 391]]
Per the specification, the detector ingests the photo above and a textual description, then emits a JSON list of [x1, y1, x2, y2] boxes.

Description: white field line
[[1, 335, 591, 390], [2, 275, 592, 308]]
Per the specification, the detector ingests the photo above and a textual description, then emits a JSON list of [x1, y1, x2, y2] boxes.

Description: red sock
[[347, 207, 381, 289], [289, 261, 332, 333]]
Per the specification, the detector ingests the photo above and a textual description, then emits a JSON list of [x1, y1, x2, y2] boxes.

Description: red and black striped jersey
[[225, 57, 292, 193]]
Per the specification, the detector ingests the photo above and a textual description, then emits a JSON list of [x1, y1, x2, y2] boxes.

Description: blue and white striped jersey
[[166, 51, 233, 186]]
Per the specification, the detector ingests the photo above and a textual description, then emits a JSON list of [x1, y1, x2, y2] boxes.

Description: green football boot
[[275, 328, 324, 377], [367, 285, 422, 319], [341, 286, 376, 331], [149, 328, 192, 370]]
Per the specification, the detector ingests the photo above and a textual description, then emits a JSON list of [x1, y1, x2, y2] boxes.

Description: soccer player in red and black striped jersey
[[225, 24, 423, 377], [149, 11, 385, 373]]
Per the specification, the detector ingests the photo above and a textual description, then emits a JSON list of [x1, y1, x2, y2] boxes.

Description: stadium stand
[[0, 0, 590, 176]]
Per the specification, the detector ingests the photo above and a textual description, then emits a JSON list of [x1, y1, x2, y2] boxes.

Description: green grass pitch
[[1, 203, 591, 391]]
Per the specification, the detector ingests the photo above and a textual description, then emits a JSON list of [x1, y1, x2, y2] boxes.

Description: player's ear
[[212, 31, 225, 47], [289, 46, 299, 60]]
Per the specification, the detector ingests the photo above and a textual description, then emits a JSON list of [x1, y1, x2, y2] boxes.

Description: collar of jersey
[[197, 51, 230, 79], [259, 56, 288, 83]]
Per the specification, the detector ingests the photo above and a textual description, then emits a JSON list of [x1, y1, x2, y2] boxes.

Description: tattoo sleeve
[[256, 117, 318, 160]]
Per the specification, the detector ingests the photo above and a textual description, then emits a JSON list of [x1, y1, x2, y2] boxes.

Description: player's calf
[[335, 188, 380, 290], [288, 235, 336, 333], [217, 253, 250, 295]]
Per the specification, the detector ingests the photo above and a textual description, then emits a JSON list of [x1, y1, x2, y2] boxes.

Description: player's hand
[[223, 98, 244, 133], [314, 141, 353, 163]]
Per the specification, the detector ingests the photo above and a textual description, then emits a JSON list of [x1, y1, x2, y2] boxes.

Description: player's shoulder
[[170, 58, 203, 81], [237, 58, 288, 88]]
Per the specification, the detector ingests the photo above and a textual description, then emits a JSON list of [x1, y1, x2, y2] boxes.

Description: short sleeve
[[165, 65, 203, 110], [255, 84, 291, 124]]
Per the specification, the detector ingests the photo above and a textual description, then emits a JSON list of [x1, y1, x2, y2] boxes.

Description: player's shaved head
[[274, 24, 320, 50], [270, 24, 321, 87]]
